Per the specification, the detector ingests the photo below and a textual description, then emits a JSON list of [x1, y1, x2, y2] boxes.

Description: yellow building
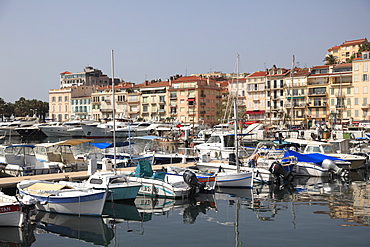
[[328, 38, 369, 64], [352, 51, 370, 121]]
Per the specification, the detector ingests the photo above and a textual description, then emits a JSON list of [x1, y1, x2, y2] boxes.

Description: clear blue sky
[[0, 0, 369, 102]]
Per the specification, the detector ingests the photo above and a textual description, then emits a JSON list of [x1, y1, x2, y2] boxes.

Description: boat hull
[[216, 171, 254, 188], [0, 204, 23, 227]]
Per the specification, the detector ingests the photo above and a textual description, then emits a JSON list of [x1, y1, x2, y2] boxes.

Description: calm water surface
[[1, 137, 369, 246]]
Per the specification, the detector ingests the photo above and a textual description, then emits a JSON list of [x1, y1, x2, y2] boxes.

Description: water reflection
[[32, 211, 114, 246], [0, 225, 36, 246]]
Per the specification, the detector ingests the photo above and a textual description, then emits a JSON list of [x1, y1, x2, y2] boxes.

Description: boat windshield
[[207, 136, 222, 143], [322, 145, 335, 154]]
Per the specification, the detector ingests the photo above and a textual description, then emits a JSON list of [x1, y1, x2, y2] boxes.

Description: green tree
[[358, 42, 370, 53], [323, 54, 337, 65], [0, 98, 5, 121]]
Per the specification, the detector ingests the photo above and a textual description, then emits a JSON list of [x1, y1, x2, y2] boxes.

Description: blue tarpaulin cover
[[283, 150, 344, 165], [90, 141, 131, 149]]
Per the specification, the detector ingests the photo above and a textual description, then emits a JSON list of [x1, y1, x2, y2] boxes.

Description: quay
[[0, 162, 196, 188]]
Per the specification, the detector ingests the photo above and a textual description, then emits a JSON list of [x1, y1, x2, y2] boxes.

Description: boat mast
[[234, 54, 240, 173], [290, 55, 295, 129], [111, 50, 117, 173]]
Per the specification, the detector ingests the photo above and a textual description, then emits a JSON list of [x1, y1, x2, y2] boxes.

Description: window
[[354, 63, 359, 71], [355, 110, 359, 117], [331, 99, 335, 106], [58, 96, 62, 102], [52, 97, 56, 102], [142, 97, 148, 103], [347, 110, 351, 117], [354, 87, 359, 94], [364, 86, 368, 94], [64, 96, 68, 102], [355, 98, 359, 105], [364, 62, 368, 72], [364, 98, 368, 105], [143, 105, 148, 112], [330, 88, 334, 95], [347, 98, 351, 105], [362, 74, 368, 81], [347, 88, 351, 94]]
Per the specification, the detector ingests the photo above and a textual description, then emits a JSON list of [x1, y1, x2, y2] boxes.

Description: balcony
[[332, 81, 352, 85], [200, 102, 206, 106], [104, 99, 111, 104], [170, 94, 177, 99], [100, 108, 113, 113], [187, 111, 196, 115], [307, 81, 328, 86], [170, 104, 177, 108], [307, 102, 327, 107], [170, 112, 177, 115], [335, 93, 345, 98], [308, 91, 327, 96], [200, 111, 206, 114], [158, 109, 165, 113], [253, 97, 260, 101], [285, 103, 307, 108], [361, 104, 370, 109], [200, 94, 206, 98], [158, 101, 166, 104], [216, 95, 222, 98]]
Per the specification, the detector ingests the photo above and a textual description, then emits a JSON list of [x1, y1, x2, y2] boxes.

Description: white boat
[[0, 191, 34, 227], [34, 139, 91, 172], [126, 160, 212, 198], [114, 122, 156, 138], [0, 117, 39, 137], [285, 138, 366, 169], [17, 180, 109, 216], [82, 120, 130, 139], [39, 120, 93, 137], [1, 144, 60, 176], [58, 171, 141, 201]]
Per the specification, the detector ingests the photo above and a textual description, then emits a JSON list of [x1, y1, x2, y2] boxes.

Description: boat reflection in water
[[32, 211, 114, 246], [182, 193, 217, 224], [0, 225, 36, 246]]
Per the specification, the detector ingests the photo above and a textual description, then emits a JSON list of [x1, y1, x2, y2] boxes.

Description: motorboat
[[126, 160, 213, 198], [34, 139, 91, 172], [81, 120, 130, 138], [285, 138, 366, 169], [0, 117, 39, 137], [0, 191, 35, 227], [39, 120, 93, 137], [15, 123, 48, 138], [58, 171, 142, 201], [1, 144, 59, 176], [17, 180, 109, 216]]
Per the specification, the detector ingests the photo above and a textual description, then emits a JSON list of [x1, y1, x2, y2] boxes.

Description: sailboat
[[196, 55, 255, 187]]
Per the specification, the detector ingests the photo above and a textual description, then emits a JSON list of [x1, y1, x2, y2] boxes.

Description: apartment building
[[90, 82, 136, 120], [265, 66, 289, 125], [60, 66, 118, 88], [168, 76, 223, 126], [352, 51, 370, 121], [71, 96, 92, 120], [49, 86, 94, 121], [140, 81, 170, 121], [327, 38, 369, 64], [285, 68, 310, 127], [244, 71, 266, 122]]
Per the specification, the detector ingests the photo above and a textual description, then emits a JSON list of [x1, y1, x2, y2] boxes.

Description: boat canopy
[[36, 139, 92, 148], [5, 144, 35, 149], [90, 141, 131, 149], [283, 150, 344, 164]]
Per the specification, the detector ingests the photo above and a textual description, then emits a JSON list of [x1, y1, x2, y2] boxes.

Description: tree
[[358, 42, 370, 53], [323, 54, 337, 65], [0, 98, 5, 121]]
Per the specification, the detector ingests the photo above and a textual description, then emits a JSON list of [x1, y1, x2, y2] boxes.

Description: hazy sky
[[0, 0, 369, 102]]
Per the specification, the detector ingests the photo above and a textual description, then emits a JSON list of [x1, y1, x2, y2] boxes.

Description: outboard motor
[[321, 159, 347, 177], [269, 161, 293, 183], [183, 170, 205, 195]]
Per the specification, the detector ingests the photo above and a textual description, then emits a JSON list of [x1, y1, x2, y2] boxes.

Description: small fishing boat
[[0, 191, 35, 227], [58, 171, 142, 201], [17, 180, 109, 216]]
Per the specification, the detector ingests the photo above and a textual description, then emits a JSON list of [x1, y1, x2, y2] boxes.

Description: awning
[[187, 98, 195, 101], [244, 121, 260, 125], [286, 96, 304, 99], [246, 110, 265, 114]]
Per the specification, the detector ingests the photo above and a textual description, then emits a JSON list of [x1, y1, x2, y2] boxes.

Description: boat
[[0, 191, 35, 227], [58, 170, 142, 201], [1, 144, 60, 176], [34, 139, 91, 172], [15, 122, 48, 139], [114, 122, 157, 138], [0, 117, 39, 137], [81, 120, 130, 139], [285, 138, 366, 169], [126, 160, 212, 198], [33, 211, 114, 246], [39, 120, 93, 137], [17, 180, 109, 216]]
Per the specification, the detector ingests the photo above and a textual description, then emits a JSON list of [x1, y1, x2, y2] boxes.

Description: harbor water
[[0, 137, 369, 246]]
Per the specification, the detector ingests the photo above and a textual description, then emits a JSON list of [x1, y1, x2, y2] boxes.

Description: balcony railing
[[308, 91, 327, 96]]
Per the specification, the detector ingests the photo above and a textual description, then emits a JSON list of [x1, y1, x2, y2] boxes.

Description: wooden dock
[[0, 162, 196, 188]]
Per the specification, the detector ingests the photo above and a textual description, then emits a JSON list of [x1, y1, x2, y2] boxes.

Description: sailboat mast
[[111, 50, 117, 172], [290, 55, 295, 128], [234, 54, 240, 173]]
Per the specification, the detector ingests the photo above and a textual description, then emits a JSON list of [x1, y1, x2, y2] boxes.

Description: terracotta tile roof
[[60, 71, 72, 74], [289, 67, 310, 76], [248, 71, 267, 77], [141, 81, 170, 88], [342, 38, 368, 46], [328, 45, 340, 51], [311, 65, 329, 69], [172, 76, 211, 83]]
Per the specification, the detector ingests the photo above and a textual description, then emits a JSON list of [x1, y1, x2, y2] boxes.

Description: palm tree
[[324, 54, 337, 65]]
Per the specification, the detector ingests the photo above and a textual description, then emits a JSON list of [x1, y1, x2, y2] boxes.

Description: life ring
[[189, 142, 195, 148]]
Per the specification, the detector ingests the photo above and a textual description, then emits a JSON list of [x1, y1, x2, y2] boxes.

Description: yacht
[[0, 117, 39, 136]]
